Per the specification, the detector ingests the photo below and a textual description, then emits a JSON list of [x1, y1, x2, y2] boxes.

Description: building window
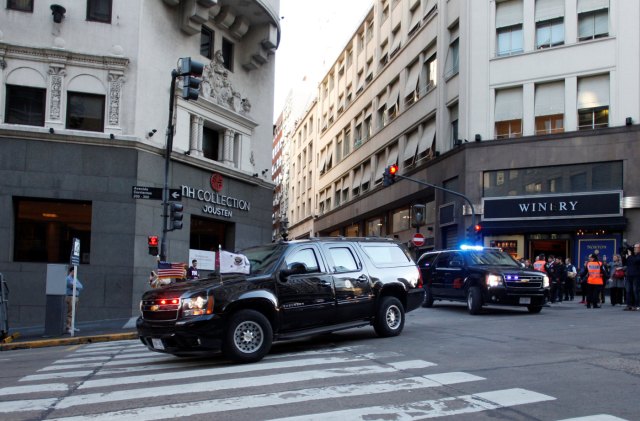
[[200, 27, 213, 59], [13, 198, 92, 263], [578, 106, 609, 130], [7, 0, 33, 12], [366, 216, 384, 237], [497, 25, 523, 56], [392, 208, 410, 233], [495, 119, 522, 139], [536, 18, 564, 48], [535, 114, 564, 135], [344, 129, 351, 156], [222, 37, 234, 72], [203, 126, 221, 160], [5, 85, 45, 127], [578, 8, 608, 41], [86, 0, 112, 23], [426, 54, 437, 90], [451, 119, 459, 146], [444, 38, 459, 78], [66, 92, 105, 132]]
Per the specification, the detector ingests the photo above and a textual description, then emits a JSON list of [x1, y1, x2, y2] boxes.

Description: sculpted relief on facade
[[202, 50, 251, 116]]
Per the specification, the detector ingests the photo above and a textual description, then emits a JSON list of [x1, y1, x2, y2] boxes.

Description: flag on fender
[[218, 250, 250, 274], [157, 261, 186, 279]]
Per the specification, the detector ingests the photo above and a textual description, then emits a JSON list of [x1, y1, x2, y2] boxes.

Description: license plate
[[151, 338, 165, 350], [519, 297, 531, 304]]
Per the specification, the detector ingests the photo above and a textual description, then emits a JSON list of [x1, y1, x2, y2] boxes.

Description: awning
[[404, 62, 421, 98], [386, 146, 399, 166], [417, 120, 436, 155], [403, 130, 420, 162], [387, 82, 400, 110], [361, 163, 372, 185], [352, 168, 363, 190]]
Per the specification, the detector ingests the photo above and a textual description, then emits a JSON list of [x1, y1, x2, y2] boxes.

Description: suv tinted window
[[361, 244, 411, 266], [328, 246, 359, 272], [243, 244, 286, 274], [285, 248, 321, 273], [435, 252, 463, 268], [418, 253, 438, 269], [464, 250, 519, 267]]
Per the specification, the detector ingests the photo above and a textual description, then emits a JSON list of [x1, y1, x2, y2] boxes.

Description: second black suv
[[418, 246, 550, 314]]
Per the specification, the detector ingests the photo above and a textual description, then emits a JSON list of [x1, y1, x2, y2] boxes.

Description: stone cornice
[[0, 43, 129, 71]]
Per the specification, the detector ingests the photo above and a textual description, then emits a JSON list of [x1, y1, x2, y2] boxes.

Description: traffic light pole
[[394, 174, 476, 231], [160, 70, 179, 262]]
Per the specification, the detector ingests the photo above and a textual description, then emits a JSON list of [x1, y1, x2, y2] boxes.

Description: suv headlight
[[542, 275, 550, 288], [486, 274, 503, 288], [181, 294, 214, 318]]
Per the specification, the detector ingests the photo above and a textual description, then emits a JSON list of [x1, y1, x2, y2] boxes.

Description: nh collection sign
[[482, 191, 622, 221], [181, 173, 251, 219]]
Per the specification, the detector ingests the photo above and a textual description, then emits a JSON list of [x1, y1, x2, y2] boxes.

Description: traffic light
[[147, 235, 159, 256], [474, 224, 482, 244], [179, 57, 204, 101], [382, 164, 398, 186], [169, 202, 184, 230]]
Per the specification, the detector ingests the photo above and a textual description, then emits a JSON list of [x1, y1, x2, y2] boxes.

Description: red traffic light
[[389, 164, 398, 175], [474, 224, 482, 232], [148, 236, 159, 247]]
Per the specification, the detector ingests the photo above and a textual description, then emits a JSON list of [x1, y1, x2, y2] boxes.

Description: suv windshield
[[240, 244, 286, 275], [464, 250, 520, 267]]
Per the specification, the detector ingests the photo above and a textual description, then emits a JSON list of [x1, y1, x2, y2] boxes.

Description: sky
[[273, 0, 373, 121]]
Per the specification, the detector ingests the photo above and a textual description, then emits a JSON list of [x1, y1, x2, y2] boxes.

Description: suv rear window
[[361, 244, 411, 266]]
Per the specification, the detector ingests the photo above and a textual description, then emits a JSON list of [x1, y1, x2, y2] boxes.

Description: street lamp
[[412, 204, 426, 233]]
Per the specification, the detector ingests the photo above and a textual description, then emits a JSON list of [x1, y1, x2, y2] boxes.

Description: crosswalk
[[0, 339, 630, 421]]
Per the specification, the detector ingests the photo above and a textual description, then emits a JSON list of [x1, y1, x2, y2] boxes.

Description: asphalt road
[[1, 299, 638, 420]]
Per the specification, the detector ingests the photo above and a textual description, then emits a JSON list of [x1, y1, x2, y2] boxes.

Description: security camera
[[148, 129, 157, 137]]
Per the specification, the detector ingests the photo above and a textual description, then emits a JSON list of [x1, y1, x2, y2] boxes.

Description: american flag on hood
[[157, 261, 186, 279]]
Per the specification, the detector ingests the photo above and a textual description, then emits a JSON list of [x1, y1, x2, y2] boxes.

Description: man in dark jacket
[[624, 243, 640, 311]]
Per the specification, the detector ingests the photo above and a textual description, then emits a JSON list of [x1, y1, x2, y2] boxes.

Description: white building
[[284, 0, 639, 266], [0, 0, 280, 328]]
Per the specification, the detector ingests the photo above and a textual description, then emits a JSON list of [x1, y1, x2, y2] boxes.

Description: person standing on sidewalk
[[564, 258, 577, 301], [623, 243, 640, 311], [66, 267, 84, 333], [187, 259, 200, 280], [608, 254, 625, 306], [581, 254, 607, 309]]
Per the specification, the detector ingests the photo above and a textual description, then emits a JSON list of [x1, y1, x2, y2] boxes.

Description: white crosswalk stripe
[[0, 339, 628, 421]]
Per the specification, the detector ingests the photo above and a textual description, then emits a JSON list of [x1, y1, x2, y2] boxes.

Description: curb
[[0, 332, 138, 351]]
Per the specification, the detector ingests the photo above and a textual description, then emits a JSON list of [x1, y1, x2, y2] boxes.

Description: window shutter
[[535, 82, 564, 116], [496, 0, 523, 28], [404, 62, 421, 97], [535, 0, 564, 22], [577, 74, 609, 109], [417, 119, 436, 155], [403, 130, 420, 161], [495, 87, 523, 121], [386, 145, 399, 167], [386, 82, 400, 110], [577, 0, 609, 13]]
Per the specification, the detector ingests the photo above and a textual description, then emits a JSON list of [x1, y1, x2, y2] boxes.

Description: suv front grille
[[141, 298, 180, 321], [504, 274, 543, 289]]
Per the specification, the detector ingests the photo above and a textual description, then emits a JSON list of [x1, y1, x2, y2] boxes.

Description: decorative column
[[189, 115, 204, 156], [46, 65, 66, 129], [107, 73, 125, 134], [223, 128, 235, 165]]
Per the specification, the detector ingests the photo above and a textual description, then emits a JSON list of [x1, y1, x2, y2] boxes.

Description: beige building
[[284, 0, 639, 266]]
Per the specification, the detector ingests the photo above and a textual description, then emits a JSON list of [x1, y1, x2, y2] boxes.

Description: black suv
[[417, 246, 550, 314], [137, 238, 424, 362]]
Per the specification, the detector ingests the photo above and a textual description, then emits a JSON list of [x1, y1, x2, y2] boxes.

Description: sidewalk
[[0, 317, 138, 351]]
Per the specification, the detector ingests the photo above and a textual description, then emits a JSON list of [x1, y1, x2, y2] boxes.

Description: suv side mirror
[[279, 262, 307, 281]]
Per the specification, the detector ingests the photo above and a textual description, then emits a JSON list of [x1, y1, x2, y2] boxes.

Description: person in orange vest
[[533, 254, 546, 272], [581, 253, 609, 309]]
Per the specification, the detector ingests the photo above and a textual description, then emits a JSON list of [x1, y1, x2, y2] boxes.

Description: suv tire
[[467, 286, 483, 315], [374, 296, 405, 337], [422, 287, 434, 308], [223, 310, 273, 363], [527, 305, 543, 314]]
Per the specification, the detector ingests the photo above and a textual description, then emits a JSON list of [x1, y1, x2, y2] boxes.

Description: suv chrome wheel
[[374, 296, 405, 337], [223, 310, 273, 363]]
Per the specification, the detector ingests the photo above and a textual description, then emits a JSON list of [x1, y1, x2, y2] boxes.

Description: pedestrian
[[524, 259, 533, 269], [66, 267, 84, 333], [580, 254, 607, 309], [623, 243, 640, 311], [187, 259, 200, 280], [533, 254, 546, 272], [608, 254, 625, 306], [564, 258, 577, 301], [548, 256, 565, 303]]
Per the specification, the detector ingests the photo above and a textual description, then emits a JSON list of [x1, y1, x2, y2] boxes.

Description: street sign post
[[132, 186, 163, 200], [412, 233, 426, 247], [169, 189, 182, 201]]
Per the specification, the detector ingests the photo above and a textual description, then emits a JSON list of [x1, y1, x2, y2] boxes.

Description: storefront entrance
[[190, 216, 233, 251], [530, 239, 569, 260]]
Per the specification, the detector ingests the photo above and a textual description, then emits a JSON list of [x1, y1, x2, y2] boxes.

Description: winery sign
[[482, 191, 622, 221]]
